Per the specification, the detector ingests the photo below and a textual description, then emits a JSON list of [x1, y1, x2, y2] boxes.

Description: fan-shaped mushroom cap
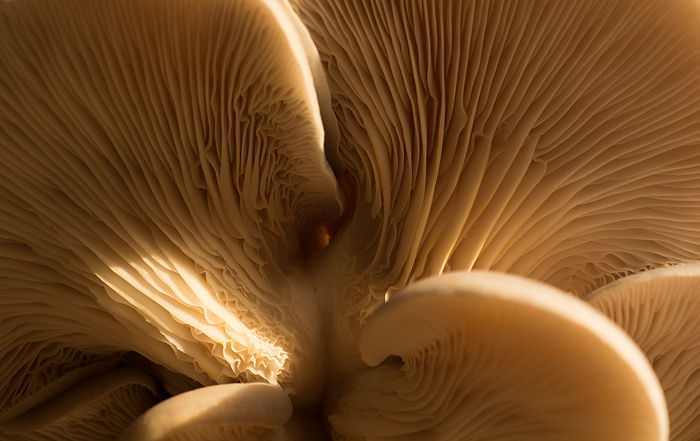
[[330, 271, 668, 440], [0, 365, 161, 441], [292, 0, 700, 325], [118, 383, 292, 441], [0, 0, 343, 430], [588, 263, 700, 441]]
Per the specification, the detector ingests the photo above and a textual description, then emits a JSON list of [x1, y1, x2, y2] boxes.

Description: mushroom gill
[[292, 0, 700, 318], [0, 0, 342, 436], [331, 272, 667, 440], [1, 363, 161, 441], [588, 263, 700, 441], [2, 0, 700, 440]]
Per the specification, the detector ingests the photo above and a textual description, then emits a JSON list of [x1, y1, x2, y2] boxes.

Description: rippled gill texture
[[2, 0, 700, 440], [331, 272, 666, 440], [589, 264, 700, 441], [292, 0, 700, 311], [0, 0, 340, 437]]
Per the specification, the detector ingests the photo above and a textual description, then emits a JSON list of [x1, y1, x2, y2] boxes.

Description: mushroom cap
[[0, 365, 162, 441], [292, 0, 700, 325], [588, 263, 700, 441], [117, 383, 292, 441], [3, 0, 700, 439], [0, 0, 343, 432], [331, 271, 668, 440]]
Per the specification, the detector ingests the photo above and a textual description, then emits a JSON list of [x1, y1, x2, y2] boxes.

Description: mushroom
[[0, 363, 162, 440], [588, 263, 700, 441], [292, 0, 700, 309], [287, 0, 700, 414], [0, 0, 340, 436], [2, 0, 700, 439], [117, 383, 292, 441], [330, 271, 667, 440]]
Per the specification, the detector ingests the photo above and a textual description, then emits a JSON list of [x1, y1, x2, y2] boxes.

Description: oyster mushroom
[[292, 0, 700, 309], [331, 271, 668, 440], [1, 0, 700, 440], [0, 0, 340, 437], [118, 383, 292, 441], [588, 263, 700, 441]]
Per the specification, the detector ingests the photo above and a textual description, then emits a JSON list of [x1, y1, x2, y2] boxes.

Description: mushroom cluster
[[1, 0, 700, 440]]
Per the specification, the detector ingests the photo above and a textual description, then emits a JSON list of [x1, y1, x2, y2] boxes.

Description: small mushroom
[[117, 383, 292, 441], [588, 263, 700, 441], [0, 365, 161, 441], [331, 271, 668, 440]]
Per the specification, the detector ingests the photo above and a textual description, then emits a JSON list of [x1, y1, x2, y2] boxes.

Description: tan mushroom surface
[[292, 0, 700, 305], [1, 0, 700, 439], [0, 0, 338, 437], [117, 383, 292, 441], [331, 271, 667, 441], [588, 263, 700, 441]]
